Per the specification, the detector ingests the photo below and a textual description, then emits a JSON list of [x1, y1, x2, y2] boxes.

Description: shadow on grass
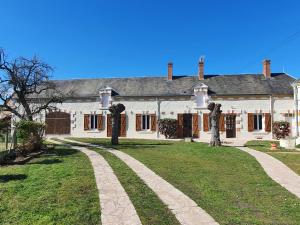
[[46, 148, 78, 156], [30, 158, 63, 165], [88, 142, 173, 150], [0, 174, 27, 183]]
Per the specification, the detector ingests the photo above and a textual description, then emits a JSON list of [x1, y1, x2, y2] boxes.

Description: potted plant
[[270, 142, 277, 150]]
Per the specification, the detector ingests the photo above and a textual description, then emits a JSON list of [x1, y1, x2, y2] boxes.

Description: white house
[[36, 59, 295, 142]]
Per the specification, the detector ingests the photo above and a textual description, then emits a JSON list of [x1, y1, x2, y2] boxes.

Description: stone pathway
[[61, 138, 219, 225], [237, 147, 300, 198], [48, 139, 142, 225]]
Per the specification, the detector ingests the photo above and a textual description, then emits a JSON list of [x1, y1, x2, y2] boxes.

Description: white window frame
[[90, 114, 98, 130], [141, 114, 150, 131], [253, 114, 263, 131]]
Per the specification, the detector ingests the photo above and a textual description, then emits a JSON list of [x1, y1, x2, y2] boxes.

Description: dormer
[[193, 83, 209, 109], [99, 86, 113, 109]]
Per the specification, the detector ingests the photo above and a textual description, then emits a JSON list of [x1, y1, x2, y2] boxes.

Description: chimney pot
[[168, 62, 173, 81], [198, 57, 204, 80], [263, 59, 271, 78]]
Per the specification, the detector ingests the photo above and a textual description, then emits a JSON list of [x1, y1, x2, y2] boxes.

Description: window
[[90, 115, 98, 130], [254, 114, 263, 130], [101, 93, 110, 108], [142, 115, 150, 130]]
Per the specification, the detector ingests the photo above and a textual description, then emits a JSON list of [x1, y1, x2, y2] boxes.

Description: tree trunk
[[109, 104, 125, 145], [208, 103, 222, 147], [111, 114, 120, 145]]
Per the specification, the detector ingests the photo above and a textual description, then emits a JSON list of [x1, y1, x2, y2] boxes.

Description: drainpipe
[[294, 85, 299, 137], [156, 97, 161, 139]]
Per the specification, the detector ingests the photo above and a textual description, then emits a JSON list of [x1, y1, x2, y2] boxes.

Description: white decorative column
[[292, 81, 300, 137]]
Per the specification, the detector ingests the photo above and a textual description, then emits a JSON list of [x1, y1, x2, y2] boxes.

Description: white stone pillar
[[292, 81, 300, 137]]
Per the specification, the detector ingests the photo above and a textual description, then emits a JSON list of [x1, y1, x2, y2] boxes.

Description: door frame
[[225, 113, 236, 138]]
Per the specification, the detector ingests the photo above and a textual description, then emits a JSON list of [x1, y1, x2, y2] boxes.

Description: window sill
[[138, 130, 155, 134], [252, 131, 270, 135], [85, 130, 103, 133]]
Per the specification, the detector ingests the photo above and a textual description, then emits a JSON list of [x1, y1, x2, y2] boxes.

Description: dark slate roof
[[50, 73, 295, 98]]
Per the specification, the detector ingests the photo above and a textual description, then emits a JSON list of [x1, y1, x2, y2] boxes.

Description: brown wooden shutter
[[120, 114, 127, 137], [136, 114, 141, 131], [219, 114, 225, 132], [84, 114, 90, 130], [248, 113, 254, 132], [150, 114, 157, 131], [177, 114, 184, 138], [97, 114, 104, 130], [192, 113, 199, 138], [203, 113, 209, 132], [107, 114, 112, 137], [264, 113, 271, 132]]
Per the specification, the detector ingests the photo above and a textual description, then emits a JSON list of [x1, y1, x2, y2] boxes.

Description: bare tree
[[109, 103, 125, 145], [208, 102, 222, 146], [0, 48, 63, 121]]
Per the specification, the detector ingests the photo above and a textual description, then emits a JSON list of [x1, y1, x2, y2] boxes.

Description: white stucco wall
[[43, 95, 294, 142]]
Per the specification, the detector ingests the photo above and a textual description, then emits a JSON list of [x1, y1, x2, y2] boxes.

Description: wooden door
[[183, 114, 192, 137], [46, 112, 71, 135], [226, 114, 236, 138]]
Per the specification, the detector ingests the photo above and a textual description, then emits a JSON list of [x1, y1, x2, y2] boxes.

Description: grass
[[0, 144, 100, 225], [70, 137, 300, 225], [245, 140, 300, 175]]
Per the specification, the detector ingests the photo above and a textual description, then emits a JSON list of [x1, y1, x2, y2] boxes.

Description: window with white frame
[[253, 114, 263, 130], [142, 114, 150, 130], [90, 114, 98, 130]]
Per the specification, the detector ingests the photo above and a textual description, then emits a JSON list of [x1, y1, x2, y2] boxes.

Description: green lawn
[[0, 144, 100, 225], [246, 140, 300, 175], [70, 138, 300, 225]]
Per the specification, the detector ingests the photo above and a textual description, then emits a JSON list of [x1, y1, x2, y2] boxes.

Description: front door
[[183, 114, 192, 137], [226, 114, 236, 138]]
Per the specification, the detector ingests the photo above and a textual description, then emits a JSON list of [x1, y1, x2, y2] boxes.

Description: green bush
[[15, 120, 45, 154], [158, 118, 177, 139], [272, 121, 290, 140]]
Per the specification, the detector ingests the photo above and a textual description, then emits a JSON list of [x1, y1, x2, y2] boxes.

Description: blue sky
[[1, 0, 300, 79]]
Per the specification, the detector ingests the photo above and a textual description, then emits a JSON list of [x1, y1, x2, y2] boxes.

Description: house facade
[[39, 59, 295, 142]]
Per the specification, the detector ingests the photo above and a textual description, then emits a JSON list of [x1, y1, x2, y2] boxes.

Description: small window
[[142, 115, 150, 130], [90, 115, 98, 130], [101, 93, 110, 108], [254, 114, 262, 130]]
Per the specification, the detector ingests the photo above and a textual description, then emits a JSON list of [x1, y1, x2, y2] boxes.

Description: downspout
[[156, 97, 161, 139]]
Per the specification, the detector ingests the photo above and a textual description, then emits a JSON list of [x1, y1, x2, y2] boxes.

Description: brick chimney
[[198, 57, 204, 80], [263, 59, 271, 79], [168, 62, 173, 80]]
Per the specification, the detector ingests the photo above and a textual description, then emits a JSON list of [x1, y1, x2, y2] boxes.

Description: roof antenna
[[282, 65, 285, 73]]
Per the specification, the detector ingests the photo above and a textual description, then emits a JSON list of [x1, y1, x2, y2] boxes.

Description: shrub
[[272, 121, 290, 140], [15, 120, 45, 154], [158, 118, 177, 139]]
